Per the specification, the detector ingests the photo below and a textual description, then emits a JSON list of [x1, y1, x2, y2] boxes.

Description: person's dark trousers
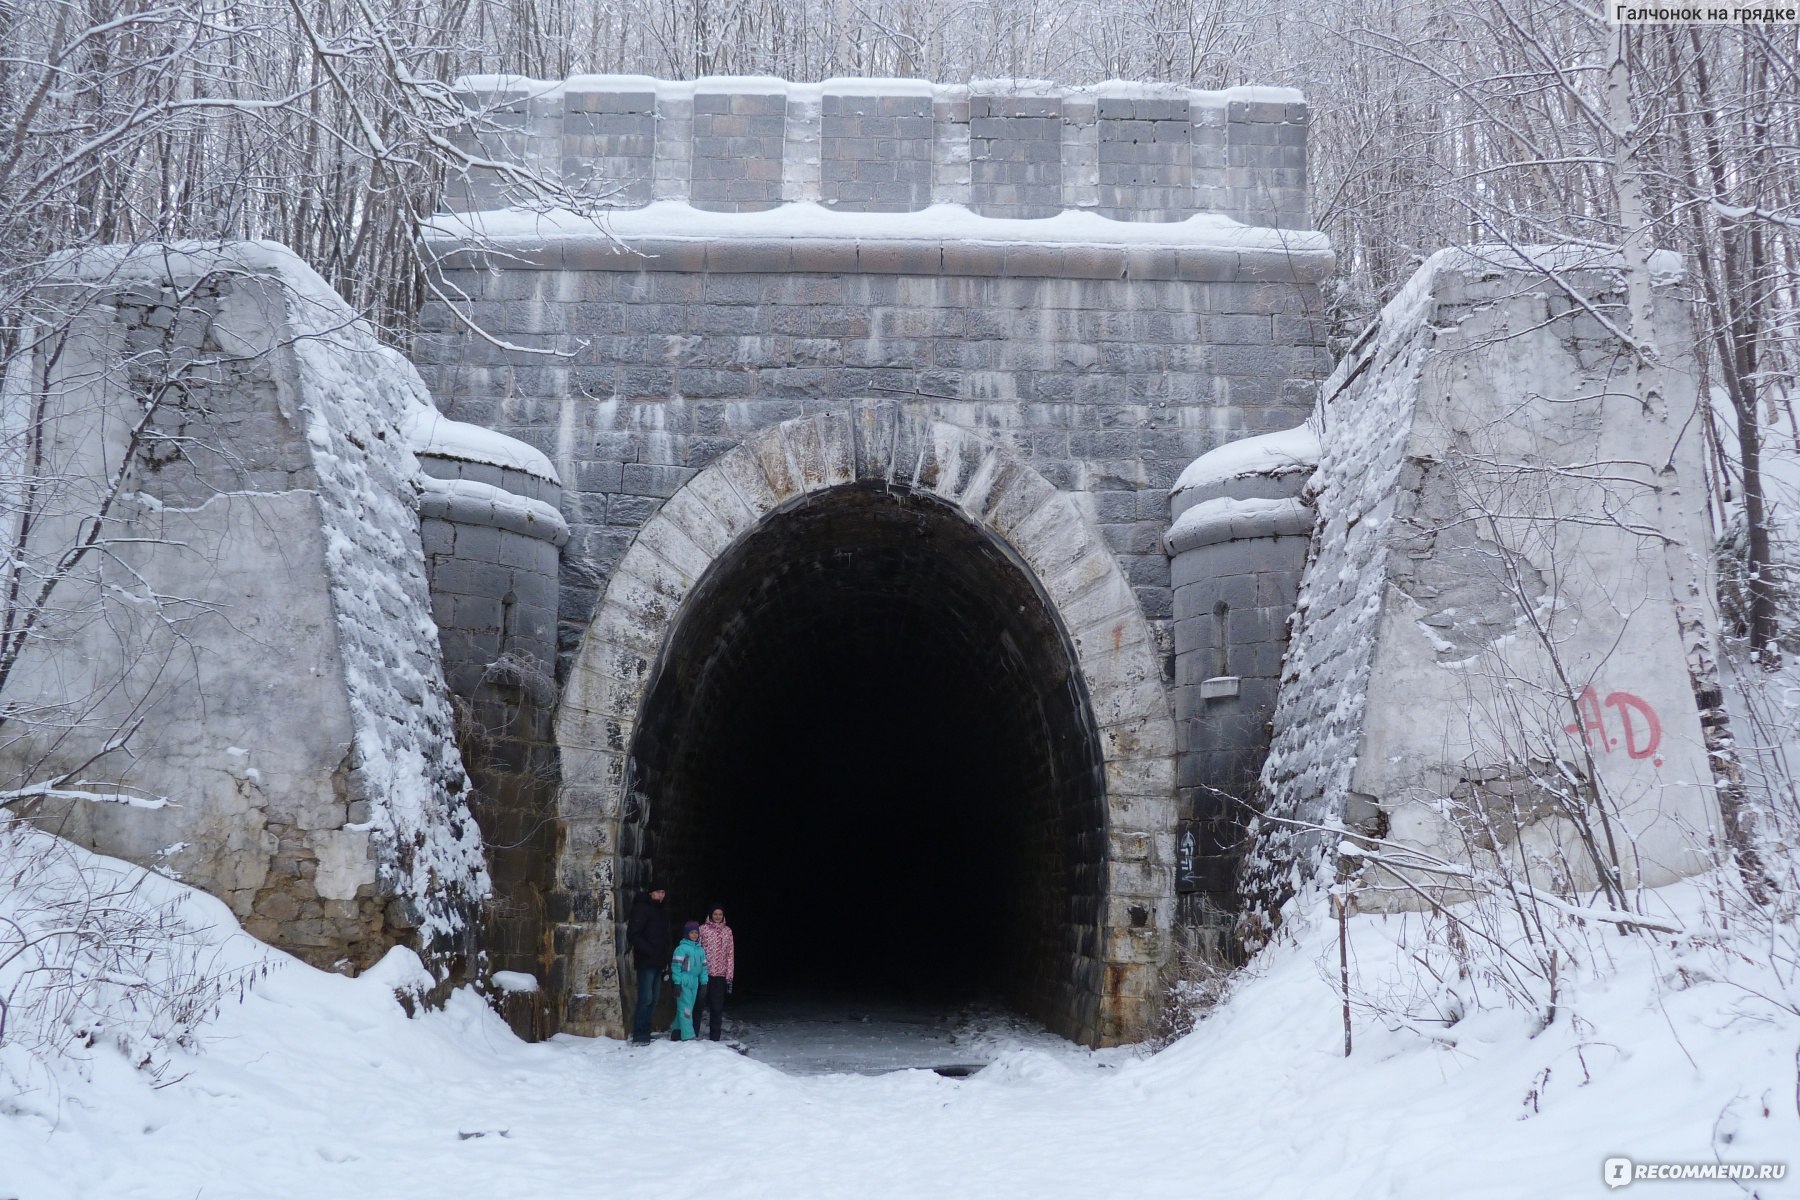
[[705, 976, 728, 1041], [632, 966, 661, 1043]]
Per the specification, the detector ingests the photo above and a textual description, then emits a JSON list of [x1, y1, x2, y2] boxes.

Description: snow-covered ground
[[3, 817, 1796, 1200], [6, 418, 1797, 1200], [720, 996, 1123, 1077]]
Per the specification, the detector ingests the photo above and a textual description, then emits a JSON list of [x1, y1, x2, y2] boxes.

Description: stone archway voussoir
[[1105, 754, 1177, 798], [683, 465, 760, 542], [1068, 628, 1160, 695], [554, 405, 1181, 1045], [984, 470, 1060, 543], [1041, 543, 1125, 612], [777, 410, 854, 493], [742, 425, 800, 500], [652, 488, 736, 562], [1056, 573, 1142, 641], [1009, 493, 1096, 583], [611, 542, 694, 616], [558, 664, 643, 747], [633, 517, 711, 589], [1099, 716, 1176, 761], [924, 424, 985, 501], [1088, 678, 1175, 731], [713, 443, 786, 518], [950, 444, 1006, 518]]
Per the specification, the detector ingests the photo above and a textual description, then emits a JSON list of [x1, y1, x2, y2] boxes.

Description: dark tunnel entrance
[[623, 483, 1107, 1039]]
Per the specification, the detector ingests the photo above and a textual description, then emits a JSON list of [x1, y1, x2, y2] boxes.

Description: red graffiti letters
[[1566, 686, 1607, 748], [1605, 691, 1662, 759], [1564, 685, 1663, 765]]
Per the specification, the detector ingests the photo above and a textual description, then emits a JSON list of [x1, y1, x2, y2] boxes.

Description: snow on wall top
[[1240, 251, 1447, 923], [426, 202, 1332, 257], [415, 476, 571, 545], [441, 71, 1314, 234], [452, 73, 1305, 109], [1425, 243, 1686, 287], [402, 405, 561, 485], [1172, 422, 1320, 499], [1165, 494, 1315, 554], [272, 248, 490, 947], [65, 241, 492, 947]]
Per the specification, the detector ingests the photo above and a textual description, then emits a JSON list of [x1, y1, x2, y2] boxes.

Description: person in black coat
[[626, 884, 670, 1044]]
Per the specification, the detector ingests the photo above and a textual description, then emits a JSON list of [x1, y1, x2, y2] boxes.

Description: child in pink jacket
[[697, 904, 736, 1042]]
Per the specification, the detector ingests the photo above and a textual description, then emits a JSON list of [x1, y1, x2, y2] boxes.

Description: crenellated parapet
[[443, 76, 1310, 230]]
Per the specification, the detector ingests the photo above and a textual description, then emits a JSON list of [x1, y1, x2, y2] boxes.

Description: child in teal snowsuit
[[668, 921, 709, 1041]]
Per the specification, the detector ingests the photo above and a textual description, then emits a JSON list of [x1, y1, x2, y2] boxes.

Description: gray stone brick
[[495, 531, 554, 573], [606, 494, 661, 525], [619, 463, 694, 497], [1136, 586, 1174, 620], [449, 592, 504, 630]]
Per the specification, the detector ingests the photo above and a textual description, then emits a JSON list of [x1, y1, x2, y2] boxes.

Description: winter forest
[[3, 0, 1800, 1196], [3, 0, 1794, 648]]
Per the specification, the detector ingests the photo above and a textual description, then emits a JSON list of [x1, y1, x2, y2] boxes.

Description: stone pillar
[[819, 84, 935, 212], [10, 243, 486, 980], [562, 78, 656, 208], [691, 80, 786, 212], [968, 87, 1064, 218], [1223, 94, 1309, 230], [408, 410, 570, 1037], [1096, 90, 1194, 220], [1167, 424, 1318, 950]]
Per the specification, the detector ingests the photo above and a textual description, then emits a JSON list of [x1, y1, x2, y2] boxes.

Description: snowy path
[[724, 996, 1088, 1076], [5, 871, 1797, 1199]]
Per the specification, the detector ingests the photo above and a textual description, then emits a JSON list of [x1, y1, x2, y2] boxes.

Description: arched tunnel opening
[[623, 482, 1107, 1040]]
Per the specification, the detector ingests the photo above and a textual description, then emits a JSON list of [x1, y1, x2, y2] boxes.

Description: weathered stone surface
[[11, 247, 485, 977], [413, 73, 1340, 1049], [445, 77, 1314, 230], [1247, 248, 1723, 928]]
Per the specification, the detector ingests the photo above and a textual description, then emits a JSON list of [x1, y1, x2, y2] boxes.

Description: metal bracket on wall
[[1199, 675, 1241, 701]]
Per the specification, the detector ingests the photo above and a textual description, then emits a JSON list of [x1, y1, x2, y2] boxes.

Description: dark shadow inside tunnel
[[623, 483, 1106, 1036]]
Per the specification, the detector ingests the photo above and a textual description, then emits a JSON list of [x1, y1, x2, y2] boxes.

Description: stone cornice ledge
[[423, 202, 1334, 283], [1165, 495, 1315, 555], [416, 475, 571, 546]]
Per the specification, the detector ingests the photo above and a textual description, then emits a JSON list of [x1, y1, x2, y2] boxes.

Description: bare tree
[[0, 0, 599, 364]]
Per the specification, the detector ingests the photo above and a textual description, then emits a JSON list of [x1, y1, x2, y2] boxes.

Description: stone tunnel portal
[[625, 483, 1107, 1038]]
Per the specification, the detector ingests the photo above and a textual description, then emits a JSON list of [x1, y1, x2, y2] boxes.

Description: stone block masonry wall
[[562, 87, 655, 208], [426, 72, 1329, 1037], [691, 86, 787, 211], [1163, 426, 1318, 927], [413, 258, 1332, 669], [822, 90, 935, 212], [970, 92, 1064, 218], [12, 244, 486, 977], [444, 77, 1311, 229], [1097, 95, 1197, 221], [410, 422, 569, 1037], [1246, 248, 1724, 933]]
